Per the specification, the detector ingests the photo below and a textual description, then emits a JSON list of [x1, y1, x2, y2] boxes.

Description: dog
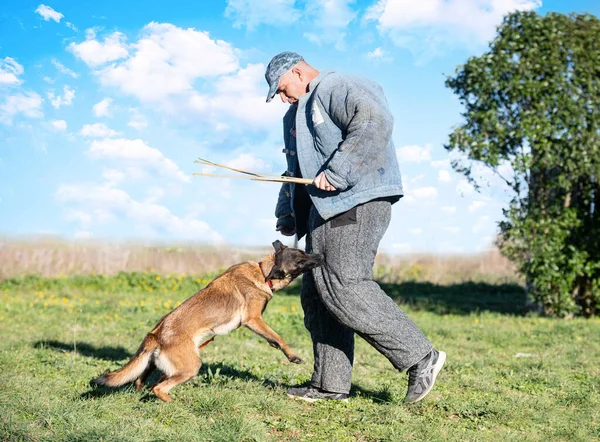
[[92, 240, 323, 402]]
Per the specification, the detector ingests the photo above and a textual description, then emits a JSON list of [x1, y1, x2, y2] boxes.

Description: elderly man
[[265, 51, 445, 403]]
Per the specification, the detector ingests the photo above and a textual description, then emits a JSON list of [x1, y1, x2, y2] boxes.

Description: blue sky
[[1, 0, 598, 254]]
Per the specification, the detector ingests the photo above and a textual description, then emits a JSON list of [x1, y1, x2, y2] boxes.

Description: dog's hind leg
[[134, 361, 156, 391], [152, 341, 201, 403]]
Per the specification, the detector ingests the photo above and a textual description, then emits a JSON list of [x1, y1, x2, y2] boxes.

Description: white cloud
[[402, 173, 425, 194], [47, 85, 75, 109], [65, 209, 92, 225], [408, 227, 423, 235], [80, 123, 120, 138], [127, 109, 148, 130], [51, 59, 78, 78], [431, 159, 450, 169], [68, 31, 129, 67], [225, 0, 301, 29], [438, 169, 451, 183], [365, 0, 542, 57], [145, 186, 167, 203], [225, 153, 270, 173], [412, 186, 438, 200], [397, 144, 431, 163], [72, 24, 284, 129], [0, 92, 44, 124], [128, 117, 148, 130], [96, 23, 238, 102], [456, 179, 476, 196], [93, 98, 113, 117], [0, 58, 24, 86], [303, 0, 357, 49], [207, 63, 286, 126], [65, 21, 78, 32], [35, 4, 64, 22], [441, 206, 456, 214], [472, 215, 492, 234], [468, 201, 487, 212], [55, 182, 222, 242], [404, 186, 438, 204], [444, 226, 460, 234], [88, 138, 191, 182], [447, 150, 514, 198], [366, 47, 393, 62], [102, 168, 125, 185], [51, 119, 67, 131]]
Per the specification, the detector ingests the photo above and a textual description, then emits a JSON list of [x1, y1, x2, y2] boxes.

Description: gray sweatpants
[[301, 199, 433, 394]]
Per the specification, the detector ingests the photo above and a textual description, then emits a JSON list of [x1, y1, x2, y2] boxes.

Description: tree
[[445, 11, 600, 317]]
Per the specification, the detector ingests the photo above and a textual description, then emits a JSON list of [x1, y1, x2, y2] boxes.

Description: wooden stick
[[193, 173, 313, 185], [194, 158, 281, 178]]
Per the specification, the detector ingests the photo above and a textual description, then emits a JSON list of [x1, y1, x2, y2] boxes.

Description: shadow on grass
[[199, 361, 279, 387], [278, 280, 527, 316], [80, 361, 391, 404], [33, 340, 131, 361], [381, 281, 526, 316]]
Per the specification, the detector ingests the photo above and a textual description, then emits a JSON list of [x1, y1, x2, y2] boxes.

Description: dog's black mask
[[266, 240, 323, 282]]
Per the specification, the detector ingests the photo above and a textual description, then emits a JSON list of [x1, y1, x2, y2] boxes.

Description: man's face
[[276, 69, 305, 104]]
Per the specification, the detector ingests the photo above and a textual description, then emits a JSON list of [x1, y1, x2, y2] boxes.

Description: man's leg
[[300, 271, 355, 394], [311, 200, 433, 373], [299, 209, 355, 394]]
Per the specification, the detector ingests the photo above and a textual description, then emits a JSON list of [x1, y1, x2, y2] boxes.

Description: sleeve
[[275, 178, 294, 225], [274, 106, 297, 228]]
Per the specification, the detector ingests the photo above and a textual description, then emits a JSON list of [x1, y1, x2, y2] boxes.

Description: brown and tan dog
[[93, 240, 322, 402]]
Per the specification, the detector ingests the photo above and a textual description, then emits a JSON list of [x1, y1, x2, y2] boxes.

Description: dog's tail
[[93, 333, 159, 387]]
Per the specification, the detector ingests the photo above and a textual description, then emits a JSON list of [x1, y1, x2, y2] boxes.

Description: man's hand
[[276, 225, 296, 236], [313, 171, 337, 192]]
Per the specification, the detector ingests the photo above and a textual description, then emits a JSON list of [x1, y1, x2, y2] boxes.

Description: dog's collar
[[258, 261, 273, 289]]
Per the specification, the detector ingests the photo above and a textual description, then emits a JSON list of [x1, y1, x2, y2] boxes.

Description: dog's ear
[[272, 240, 287, 254]]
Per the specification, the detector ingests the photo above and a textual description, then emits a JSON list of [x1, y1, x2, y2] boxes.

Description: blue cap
[[265, 51, 304, 103]]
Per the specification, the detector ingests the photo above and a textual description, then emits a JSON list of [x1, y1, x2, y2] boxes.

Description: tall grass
[[0, 237, 521, 285]]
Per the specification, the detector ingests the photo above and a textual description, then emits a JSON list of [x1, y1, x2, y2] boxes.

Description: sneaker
[[403, 349, 446, 403], [287, 386, 349, 403]]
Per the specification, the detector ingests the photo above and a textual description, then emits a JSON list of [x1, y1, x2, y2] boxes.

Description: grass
[[0, 273, 599, 441]]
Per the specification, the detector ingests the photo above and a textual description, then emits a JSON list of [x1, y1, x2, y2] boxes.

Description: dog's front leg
[[244, 318, 304, 364]]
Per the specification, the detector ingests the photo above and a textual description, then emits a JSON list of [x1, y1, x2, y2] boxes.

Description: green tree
[[445, 11, 600, 317]]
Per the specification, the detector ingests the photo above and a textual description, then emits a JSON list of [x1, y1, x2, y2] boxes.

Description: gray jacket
[[275, 71, 404, 236]]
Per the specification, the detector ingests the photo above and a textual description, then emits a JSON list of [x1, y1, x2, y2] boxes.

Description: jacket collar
[[308, 70, 333, 92], [298, 71, 334, 105]]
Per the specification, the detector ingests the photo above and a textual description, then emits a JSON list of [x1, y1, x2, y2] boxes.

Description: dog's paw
[[288, 355, 304, 364]]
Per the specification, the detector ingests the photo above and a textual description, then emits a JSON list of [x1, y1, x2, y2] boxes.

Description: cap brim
[[266, 82, 278, 103]]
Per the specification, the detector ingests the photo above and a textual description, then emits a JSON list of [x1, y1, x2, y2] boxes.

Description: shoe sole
[[287, 393, 349, 403], [406, 350, 446, 404]]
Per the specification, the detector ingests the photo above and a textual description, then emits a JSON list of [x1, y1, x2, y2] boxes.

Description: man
[[265, 51, 446, 403]]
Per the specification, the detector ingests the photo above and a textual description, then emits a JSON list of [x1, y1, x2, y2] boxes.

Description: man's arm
[[275, 181, 296, 236], [275, 106, 298, 235]]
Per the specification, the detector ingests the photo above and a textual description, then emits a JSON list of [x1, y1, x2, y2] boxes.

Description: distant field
[[1, 269, 598, 441], [0, 237, 521, 285]]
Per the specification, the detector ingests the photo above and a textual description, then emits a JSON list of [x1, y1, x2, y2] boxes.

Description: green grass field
[[0, 272, 599, 441]]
